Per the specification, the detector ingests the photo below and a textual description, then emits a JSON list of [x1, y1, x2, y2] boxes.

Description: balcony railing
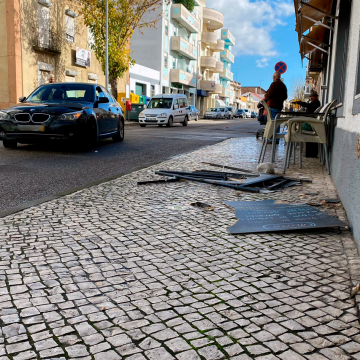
[[220, 68, 233, 81], [171, 36, 197, 60], [199, 80, 222, 94], [172, 4, 200, 33], [203, 8, 224, 30], [201, 31, 218, 45], [170, 68, 197, 87], [221, 29, 236, 46], [200, 56, 217, 70], [214, 61, 224, 73], [32, 28, 61, 55], [220, 49, 234, 63], [210, 39, 225, 52]]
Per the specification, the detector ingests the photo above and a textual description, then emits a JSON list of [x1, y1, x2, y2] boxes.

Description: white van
[[138, 94, 190, 127], [243, 109, 251, 118]]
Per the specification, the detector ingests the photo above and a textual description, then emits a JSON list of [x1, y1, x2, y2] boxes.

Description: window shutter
[[38, 5, 50, 47], [66, 15, 75, 42]]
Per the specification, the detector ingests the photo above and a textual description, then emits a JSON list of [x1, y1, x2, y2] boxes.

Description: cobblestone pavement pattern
[[1, 137, 360, 360]]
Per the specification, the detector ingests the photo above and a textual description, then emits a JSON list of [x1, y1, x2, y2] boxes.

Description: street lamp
[[105, 0, 109, 90], [260, 80, 264, 94]]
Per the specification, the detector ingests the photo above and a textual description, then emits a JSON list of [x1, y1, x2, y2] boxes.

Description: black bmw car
[[0, 82, 124, 148]]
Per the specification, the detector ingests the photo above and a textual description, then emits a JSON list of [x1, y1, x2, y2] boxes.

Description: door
[[173, 99, 181, 123], [95, 86, 112, 135], [178, 97, 187, 122], [102, 87, 119, 133]]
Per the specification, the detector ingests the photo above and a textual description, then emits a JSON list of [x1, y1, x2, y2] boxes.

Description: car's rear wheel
[[182, 116, 188, 127], [112, 118, 124, 142], [3, 139, 17, 149], [166, 116, 173, 127], [140, 124, 146, 127]]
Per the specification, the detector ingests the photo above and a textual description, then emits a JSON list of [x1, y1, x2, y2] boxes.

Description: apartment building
[[130, 0, 236, 112], [0, 0, 108, 109]]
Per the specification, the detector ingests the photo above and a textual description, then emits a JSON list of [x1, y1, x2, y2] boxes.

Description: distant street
[[0, 118, 260, 213]]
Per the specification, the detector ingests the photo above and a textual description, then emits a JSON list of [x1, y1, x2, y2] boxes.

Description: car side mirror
[[19, 96, 26, 103], [98, 97, 109, 103]]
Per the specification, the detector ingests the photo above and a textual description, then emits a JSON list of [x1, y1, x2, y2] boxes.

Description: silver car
[[188, 106, 200, 121], [204, 108, 224, 119], [222, 107, 234, 119]]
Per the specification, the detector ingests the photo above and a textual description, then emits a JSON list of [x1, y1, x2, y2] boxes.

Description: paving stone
[[94, 350, 122, 360], [198, 345, 225, 359], [107, 333, 132, 346], [176, 350, 201, 360], [65, 344, 89, 357], [145, 347, 175, 359], [165, 338, 191, 353], [6, 341, 32, 354]]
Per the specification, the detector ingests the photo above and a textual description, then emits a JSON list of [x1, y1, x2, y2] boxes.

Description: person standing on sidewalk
[[264, 71, 288, 119]]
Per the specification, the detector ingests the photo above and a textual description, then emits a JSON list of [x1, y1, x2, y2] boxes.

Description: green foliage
[[173, 0, 196, 12], [77, 0, 162, 96]]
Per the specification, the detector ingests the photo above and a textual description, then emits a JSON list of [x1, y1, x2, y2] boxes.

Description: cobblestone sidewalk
[[1, 137, 360, 360]]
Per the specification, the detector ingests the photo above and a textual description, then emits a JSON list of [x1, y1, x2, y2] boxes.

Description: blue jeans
[[270, 108, 282, 120]]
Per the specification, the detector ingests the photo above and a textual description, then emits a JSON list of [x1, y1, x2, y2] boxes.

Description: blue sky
[[206, 0, 307, 95]]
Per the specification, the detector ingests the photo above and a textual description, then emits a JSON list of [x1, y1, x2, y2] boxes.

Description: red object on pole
[[126, 101, 132, 111]]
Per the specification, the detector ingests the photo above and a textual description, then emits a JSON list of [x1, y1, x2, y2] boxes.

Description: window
[[164, 54, 168, 68], [88, 27, 95, 48], [179, 98, 187, 108], [151, 85, 155, 97], [38, 5, 50, 47], [65, 75, 76, 83], [165, 20, 168, 35], [172, 58, 176, 69], [173, 99, 179, 109], [66, 15, 75, 42]]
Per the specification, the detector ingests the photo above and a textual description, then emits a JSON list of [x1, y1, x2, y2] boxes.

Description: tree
[[77, 0, 164, 97], [290, 77, 305, 101], [173, 0, 196, 12]]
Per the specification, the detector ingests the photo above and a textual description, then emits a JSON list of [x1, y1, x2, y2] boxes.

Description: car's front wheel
[[112, 118, 124, 142], [166, 116, 173, 127], [3, 139, 17, 149]]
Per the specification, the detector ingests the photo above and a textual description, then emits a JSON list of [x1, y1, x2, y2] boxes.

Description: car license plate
[[18, 124, 45, 132], [146, 118, 156, 121]]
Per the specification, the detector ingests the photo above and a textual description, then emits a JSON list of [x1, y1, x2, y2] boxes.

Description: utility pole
[[105, 0, 109, 90]]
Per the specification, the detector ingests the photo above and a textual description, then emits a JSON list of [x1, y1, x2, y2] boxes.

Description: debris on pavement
[[256, 162, 275, 174], [351, 283, 360, 298], [190, 202, 214, 211], [225, 200, 348, 234], [145, 169, 308, 193]]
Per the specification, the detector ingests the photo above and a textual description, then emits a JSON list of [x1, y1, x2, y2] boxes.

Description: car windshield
[[226, 108, 232, 111], [147, 98, 173, 109], [207, 108, 218, 112], [27, 84, 94, 103]]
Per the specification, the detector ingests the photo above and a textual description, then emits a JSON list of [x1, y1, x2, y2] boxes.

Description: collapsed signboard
[[225, 200, 347, 234]]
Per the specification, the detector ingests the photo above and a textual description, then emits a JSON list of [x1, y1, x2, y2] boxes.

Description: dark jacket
[[264, 79, 288, 110], [294, 99, 321, 113]]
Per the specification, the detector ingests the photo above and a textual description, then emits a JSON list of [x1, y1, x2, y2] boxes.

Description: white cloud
[[206, 0, 294, 58], [256, 57, 269, 67]]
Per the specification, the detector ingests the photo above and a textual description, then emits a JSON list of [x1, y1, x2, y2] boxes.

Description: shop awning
[[294, 0, 336, 63], [294, 0, 334, 33], [300, 24, 328, 58]]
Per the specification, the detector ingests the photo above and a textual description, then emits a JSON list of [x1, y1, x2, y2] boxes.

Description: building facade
[[293, 0, 360, 246], [0, 0, 109, 109], [241, 86, 266, 96], [130, 0, 236, 113]]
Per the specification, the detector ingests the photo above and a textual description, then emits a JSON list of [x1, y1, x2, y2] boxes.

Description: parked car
[[243, 109, 252, 118], [235, 109, 246, 118], [138, 94, 189, 127], [188, 105, 199, 121], [204, 108, 224, 119], [0, 82, 124, 149], [251, 111, 258, 118], [221, 106, 234, 119]]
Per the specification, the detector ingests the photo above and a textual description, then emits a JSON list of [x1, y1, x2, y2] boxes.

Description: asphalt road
[[0, 118, 261, 213]]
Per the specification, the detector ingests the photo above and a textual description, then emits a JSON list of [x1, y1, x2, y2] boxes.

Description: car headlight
[[159, 113, 167, 117], [59, 111, 82, 121], [0, 111, 10, 120], [139, 112, 144, 117]]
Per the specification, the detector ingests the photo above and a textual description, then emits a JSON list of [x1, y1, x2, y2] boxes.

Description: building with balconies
[[130, 1, 203, 105]]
